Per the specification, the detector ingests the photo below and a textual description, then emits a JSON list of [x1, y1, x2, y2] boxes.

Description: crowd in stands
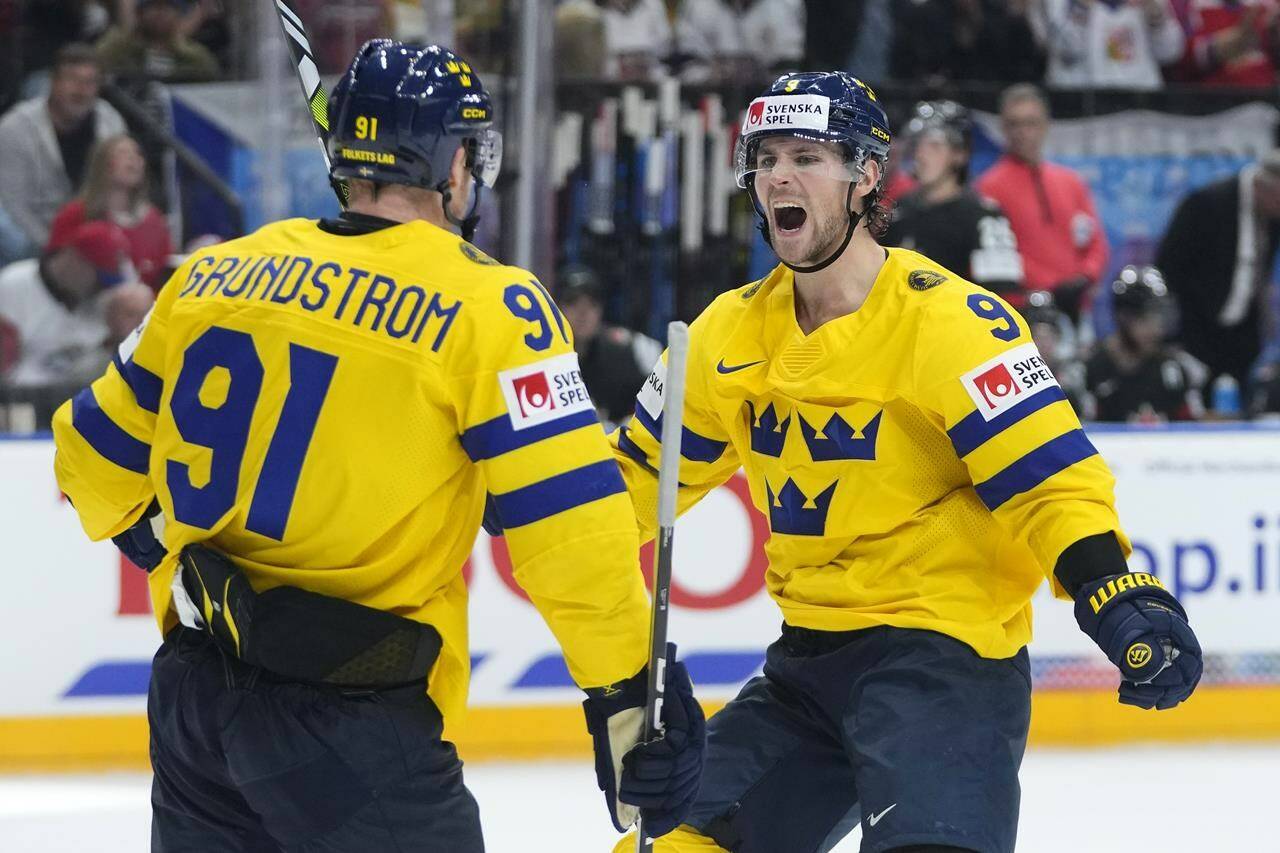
[[3, 1, 1280, 431], [552, 0, 1280, 89]]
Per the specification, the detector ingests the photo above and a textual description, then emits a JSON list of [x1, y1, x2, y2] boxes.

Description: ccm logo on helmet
[[960, 343, 1060, 421], [461, 107, 488, 120], [742, 95, 830, 135]]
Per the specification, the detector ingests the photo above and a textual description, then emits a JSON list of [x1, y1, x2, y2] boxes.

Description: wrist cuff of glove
[[1073, 571, 1187, 630], [583, 664, 648, 716]]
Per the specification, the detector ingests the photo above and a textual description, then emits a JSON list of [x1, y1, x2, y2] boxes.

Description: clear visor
[[733, 135, 861, 189], [471, 128, 503, 188]]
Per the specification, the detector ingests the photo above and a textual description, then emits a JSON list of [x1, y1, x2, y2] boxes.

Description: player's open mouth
[[773, 203, 807, 234]]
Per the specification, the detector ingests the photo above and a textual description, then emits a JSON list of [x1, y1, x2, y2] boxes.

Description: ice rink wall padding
[[4, 426, 1280, 770]]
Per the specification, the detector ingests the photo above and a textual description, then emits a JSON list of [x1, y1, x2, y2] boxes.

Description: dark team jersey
[[578, 325, 661, 427], [884, 189, 1024, 298], [1084, 343, 1206, 423]]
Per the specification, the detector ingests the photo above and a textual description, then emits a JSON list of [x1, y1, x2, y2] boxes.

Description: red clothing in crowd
[[49, 200, 172, 289], [976, 155, 1109, 297], [1170, 0, 1278, 87]]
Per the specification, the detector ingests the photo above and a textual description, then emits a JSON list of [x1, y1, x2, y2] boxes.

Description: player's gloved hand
[[582, 643, 706, 838], [111, 500, 166, 572], [1074, 572, 1203, 710]]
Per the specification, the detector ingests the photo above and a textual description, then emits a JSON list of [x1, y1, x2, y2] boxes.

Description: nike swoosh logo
[[867, 803, 896, 827], [716, 358, 765, 375]]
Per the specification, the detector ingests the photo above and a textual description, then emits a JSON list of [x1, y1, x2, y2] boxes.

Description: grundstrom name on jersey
[[959, 342, 1060, 421], [499, 352, 594, 430]]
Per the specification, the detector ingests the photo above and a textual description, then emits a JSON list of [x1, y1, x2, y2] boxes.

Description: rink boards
[[2, 426, 1279, 769]]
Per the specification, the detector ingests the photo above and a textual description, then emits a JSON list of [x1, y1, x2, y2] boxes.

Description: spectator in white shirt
[[0, 220, 149, 389], [1033, 0, 1185, 90], [599, 0, 674, 80], [674, 0, 804, 82]]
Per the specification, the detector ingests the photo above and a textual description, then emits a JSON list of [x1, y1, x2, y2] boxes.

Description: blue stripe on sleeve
[[112, 354, 163, 414], [948, 385, 1068, 458], [616, 426, 656, 473], [633, 403, 728, 464], [492, 459, 626, 528], [71, 387, 151, 474], [460, 409, 600, 462], [974, 429, 1099, 511]]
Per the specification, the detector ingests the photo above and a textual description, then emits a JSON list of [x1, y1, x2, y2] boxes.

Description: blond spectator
[[50, 134, 173, 289]]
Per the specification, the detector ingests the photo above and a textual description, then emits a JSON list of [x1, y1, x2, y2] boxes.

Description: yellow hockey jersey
[[52, 217, 651, 723], [613, 248, 1130, 658]]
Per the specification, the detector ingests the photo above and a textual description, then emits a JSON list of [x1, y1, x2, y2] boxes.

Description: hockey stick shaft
[[272, 0, 347, 208], [637, 321, 689, 853]]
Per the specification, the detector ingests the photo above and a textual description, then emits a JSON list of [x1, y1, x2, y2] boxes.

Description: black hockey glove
[[111, 501, 166, 572], [583, 643, 705, 838], [1074, 572, 1203, 710]]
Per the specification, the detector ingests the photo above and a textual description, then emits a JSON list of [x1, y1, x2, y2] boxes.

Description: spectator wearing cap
[[1032, 0, 1184, 90], [1156, 150, 1280, 393], [673, 0, 804, 83], [50, 134, 172, 290], [96, 0, 220, 83], [557, 265, 662, 429], [0, 220, 149, 389], [1083, 265, 1206, 423], [0, 44, 126, 252], [976, 83, 1109, 324]]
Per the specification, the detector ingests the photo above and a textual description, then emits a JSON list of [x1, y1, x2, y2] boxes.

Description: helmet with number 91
[[328, 40, 502, 241], [733, 71, 892, 273]]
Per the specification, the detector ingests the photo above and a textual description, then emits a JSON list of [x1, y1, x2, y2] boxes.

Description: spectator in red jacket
[[976, 83, 1109, 323], [1169, 0, 1280, 87], [49, 133, 172, 289]]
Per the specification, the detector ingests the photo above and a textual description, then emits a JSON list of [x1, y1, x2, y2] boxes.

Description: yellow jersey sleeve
[[912, 287, 1131, 597], [51, 268, 181, 540], [452, 275, 650, 689], [609, 310, 742, 543]]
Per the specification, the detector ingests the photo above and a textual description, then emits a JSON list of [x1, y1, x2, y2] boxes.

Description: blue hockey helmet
[[733, 71, 891, 190], [328, 40, 502, 239], [733, 71, 892, 273]]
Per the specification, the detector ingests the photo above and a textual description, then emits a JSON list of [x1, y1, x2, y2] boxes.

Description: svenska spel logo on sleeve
[[960, 343, 1060, 421], [499, 353, 594, 429]]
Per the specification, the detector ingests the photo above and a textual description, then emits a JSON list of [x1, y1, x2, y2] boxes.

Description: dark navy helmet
[[733, 71, 891, 190], [1111, 265, 1170, 316], [904, 100, 972, 151], [328, 40, 501, 237]]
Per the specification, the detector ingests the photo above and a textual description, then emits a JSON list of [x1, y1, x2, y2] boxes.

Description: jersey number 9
[[966, 294, 1020, 342], [503, 281, 569, 351]]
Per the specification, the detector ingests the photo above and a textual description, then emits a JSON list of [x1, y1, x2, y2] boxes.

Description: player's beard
[[789, 204, 850, 268]]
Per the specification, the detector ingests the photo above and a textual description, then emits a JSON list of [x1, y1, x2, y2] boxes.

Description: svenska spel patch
[[637, 357, 668, 420], [959, 343, 1059, 421], [741, 95, 830, 136], [499, 352, 594, 430]]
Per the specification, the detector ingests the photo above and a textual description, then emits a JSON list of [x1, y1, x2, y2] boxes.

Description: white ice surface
[[1, 745, 1276, 851]]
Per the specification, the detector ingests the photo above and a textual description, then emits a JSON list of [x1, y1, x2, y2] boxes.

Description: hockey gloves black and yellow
[[583, 643, 706, 838], [1074, 571, 1203, 710]]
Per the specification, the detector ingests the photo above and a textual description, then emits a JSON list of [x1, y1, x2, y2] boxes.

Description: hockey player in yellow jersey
[[52, 41, 704, 851], [608, 73, 1203, 853]]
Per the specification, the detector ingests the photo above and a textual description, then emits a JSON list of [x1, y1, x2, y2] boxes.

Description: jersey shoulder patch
[[498, 352, 593, 430], [459, 242, 500, 266], [908, 269, 947, 291]]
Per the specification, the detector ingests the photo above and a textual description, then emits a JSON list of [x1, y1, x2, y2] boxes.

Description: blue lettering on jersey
[[177, 254, 462, 352]]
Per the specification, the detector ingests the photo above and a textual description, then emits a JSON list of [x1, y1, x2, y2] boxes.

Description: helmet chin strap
[[752, 182, 862, 275], [439, 180, 482, 243]]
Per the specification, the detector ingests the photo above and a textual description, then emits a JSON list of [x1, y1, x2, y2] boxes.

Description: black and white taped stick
[[272, 0, 347, 208], [637, 321, 689, 853]]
